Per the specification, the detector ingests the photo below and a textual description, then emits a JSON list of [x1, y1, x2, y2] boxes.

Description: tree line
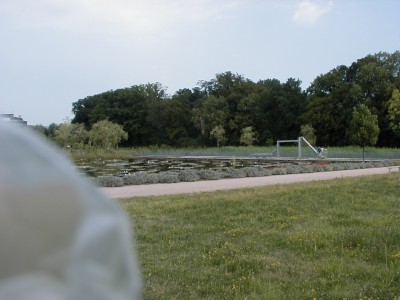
[[36, 51, 400, 148]]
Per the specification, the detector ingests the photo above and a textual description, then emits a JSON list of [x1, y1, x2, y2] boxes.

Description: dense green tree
[[31, 123, 60, 140], [143, 83, 169, 145], [199, 72, 258, 144], [305, 51, 400, 146], [46, 123, 59, 139], [192, 95, 229, 141], [69, 51, 399, 148], [348, 104, 380, 161], [89, 120, 128, 149], [164, 89, 202, 146], [303, 66, 357, 146], [240, 126, 257, 146], [252, 78, 306, 143], [72, 85, 155, 146]]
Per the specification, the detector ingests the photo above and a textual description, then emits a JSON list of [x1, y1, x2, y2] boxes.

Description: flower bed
[[92, 161, 392, 187]]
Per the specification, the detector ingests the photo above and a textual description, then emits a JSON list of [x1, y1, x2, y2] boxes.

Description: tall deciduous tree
[[348, 104, 380, 161], [199, 71, 258, 144], [192, 95, 229, 140], [89, 120, 128, 149], [305, 51, 400, 146]]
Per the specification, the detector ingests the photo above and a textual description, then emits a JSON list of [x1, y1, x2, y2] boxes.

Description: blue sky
[[1, 0, 399, 125]]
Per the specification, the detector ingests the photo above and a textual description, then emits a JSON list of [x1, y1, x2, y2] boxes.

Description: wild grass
[[123, 174, 400, 299]]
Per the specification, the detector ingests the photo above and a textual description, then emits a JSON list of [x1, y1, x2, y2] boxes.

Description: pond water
[[75, 157, 307, 177]]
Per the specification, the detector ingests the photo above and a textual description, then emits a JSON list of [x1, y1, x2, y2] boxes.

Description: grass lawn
[[123, 174, 400, 299]]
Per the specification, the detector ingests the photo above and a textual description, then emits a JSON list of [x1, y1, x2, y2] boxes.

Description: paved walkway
[[100, 167, 398, 199]]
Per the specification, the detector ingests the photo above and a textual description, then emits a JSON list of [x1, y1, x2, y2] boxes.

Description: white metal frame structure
[[276, 136, 327, 159]]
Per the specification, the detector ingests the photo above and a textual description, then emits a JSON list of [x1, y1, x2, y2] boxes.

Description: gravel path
[[100, 167, 398, 199]]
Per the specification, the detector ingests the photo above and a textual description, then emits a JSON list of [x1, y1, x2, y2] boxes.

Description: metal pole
[[277, 141, 280, 158], [298, 137, 302, 159]]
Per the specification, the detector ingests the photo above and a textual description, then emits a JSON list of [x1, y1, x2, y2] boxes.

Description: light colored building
[[0, 114, 27, 125]]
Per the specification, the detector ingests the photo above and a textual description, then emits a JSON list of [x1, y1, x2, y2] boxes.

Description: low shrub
[[271, 168, 287, 175], [311, 165, 325, 172], [285, 166, 300, 174], [178, 169, 200, 182], [331, 163, 346, 171], [93, 175, 124, 187], [92, 160, 395, 187], [123, 173, 147, 185], [343, 163, 357, 170], [298, 165, 314, 173], [158, 172, 179, 183], [197, 169, 223, 180], [221, 167, 247, 178], [242, 166, 269, 177], [322, 164, 334, 171], [370, 161, 383, 168], [145, 173, 161, 184]]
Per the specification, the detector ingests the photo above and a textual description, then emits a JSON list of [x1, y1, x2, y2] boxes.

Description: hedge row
[[92, 161, 393, 187]]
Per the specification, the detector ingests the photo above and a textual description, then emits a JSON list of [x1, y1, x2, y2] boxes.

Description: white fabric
[[0, 122, 142, 299]]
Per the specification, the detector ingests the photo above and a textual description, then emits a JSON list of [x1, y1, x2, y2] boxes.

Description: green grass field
[[123, 174, 400, 299]]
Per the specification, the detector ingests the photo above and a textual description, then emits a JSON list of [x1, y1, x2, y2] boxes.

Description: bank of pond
[[74, 157, 394, 187]]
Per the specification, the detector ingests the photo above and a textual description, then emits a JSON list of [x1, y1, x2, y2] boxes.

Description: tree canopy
[[348, 104, 380, 160], [67, 51, 399, 148]]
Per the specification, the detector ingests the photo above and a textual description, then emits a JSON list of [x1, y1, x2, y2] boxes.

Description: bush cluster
[[93, 175, 124, 187], [93, 161, 394, 187]]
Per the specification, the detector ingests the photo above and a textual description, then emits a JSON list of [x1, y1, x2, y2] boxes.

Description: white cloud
[[292, 0, 333, 26], [0, 0, 243, 36]]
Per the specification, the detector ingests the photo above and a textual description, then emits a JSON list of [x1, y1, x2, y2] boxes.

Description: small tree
[[210, 125, 226, 148], [240, 126, 257, 146], [348, 104, 380, 161], [89, 120, 128, 149], [387, 88, 400, 131], [54, 123, 88, 148], [300, 124, 317, 146]]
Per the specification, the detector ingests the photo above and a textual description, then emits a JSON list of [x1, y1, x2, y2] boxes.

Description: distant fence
[[143, 147, 400, 161]]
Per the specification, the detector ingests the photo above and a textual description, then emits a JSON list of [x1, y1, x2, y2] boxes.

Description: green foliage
[[54, 123, 88, 148], [89, 119, 128, 149], [300, 124, 317, 145], [210, 125, 226, 147], [69, 51, 400, 147], [125, 174, 400, 299], [349, 104, 380, 148], [239, 126, 257, 146], [192, 95, 229, 137], [387, 88, 400, 131], [304, 51, 400, 146]]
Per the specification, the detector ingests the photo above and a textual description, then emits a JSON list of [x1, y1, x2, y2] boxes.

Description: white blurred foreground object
[[0, 122, 142, 299]]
